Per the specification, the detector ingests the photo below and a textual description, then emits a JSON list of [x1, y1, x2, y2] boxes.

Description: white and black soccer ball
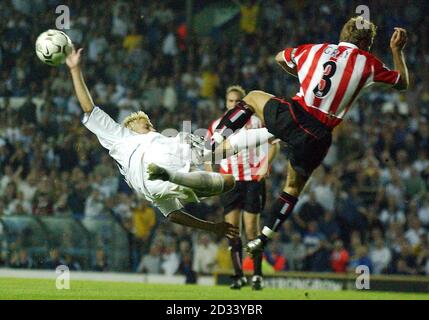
[[35, 29, 73, 66]]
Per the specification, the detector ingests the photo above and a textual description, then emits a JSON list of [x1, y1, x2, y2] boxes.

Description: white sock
[[262, 226, 275, 239], [229, 128, 274, 154], [168, 170, 225, 194]]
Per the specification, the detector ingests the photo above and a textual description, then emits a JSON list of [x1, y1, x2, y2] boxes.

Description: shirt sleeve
[[153, 198, 183, 216], [82, 106, 132, 151], [282, 44, 312, 68], [369, 56, 400, 87]]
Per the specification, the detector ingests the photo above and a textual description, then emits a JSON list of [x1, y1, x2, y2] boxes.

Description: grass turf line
[[0, 278, 428, 300]]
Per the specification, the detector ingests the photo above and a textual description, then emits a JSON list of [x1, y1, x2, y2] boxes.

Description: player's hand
[[212, 222, 239, 238], [255, 165, 269, 182], [66, 47, 83, 70], [390, 28, 407, 52]]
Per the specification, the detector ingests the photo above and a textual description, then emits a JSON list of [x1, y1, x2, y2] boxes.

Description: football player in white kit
[[66, 48, 244, 238]]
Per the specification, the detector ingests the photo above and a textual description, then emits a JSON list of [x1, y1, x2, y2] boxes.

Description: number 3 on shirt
[[313, 61, 337, 98]]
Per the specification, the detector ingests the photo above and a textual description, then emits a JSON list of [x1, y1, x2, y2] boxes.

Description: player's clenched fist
[[390, 27, 407, 51]]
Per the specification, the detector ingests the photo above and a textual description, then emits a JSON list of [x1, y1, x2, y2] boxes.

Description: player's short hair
[[339, 16, 377, 48], [123, 111, 153, 129], [226, 85, 246, 99]]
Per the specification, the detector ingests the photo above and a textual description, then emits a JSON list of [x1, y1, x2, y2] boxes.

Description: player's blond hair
[[339, 16, 377, 48], [123, 111, 153, 129], [226, 85, 246, 99]]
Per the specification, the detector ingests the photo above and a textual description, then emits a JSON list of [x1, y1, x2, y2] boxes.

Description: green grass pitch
[[0, 278, 428, 300]]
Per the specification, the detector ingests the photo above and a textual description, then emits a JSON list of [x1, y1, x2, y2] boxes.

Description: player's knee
[[284, 185, 301, 198], [223, 175, 236, 192]]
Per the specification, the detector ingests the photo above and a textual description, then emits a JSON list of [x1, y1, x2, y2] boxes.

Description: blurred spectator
[[215, 238, 233, 271], [161, 242, 180, 275], [404, 216, 426, 247], [369, 238, 392, 274], [137, 244, 162, 274], [235, 0, 261, 34], [132, 200, 156, 243], [93, 249, 109, 272], [282, 233, 306, 271], [311, 239, 332, 272], [84, 190, 105, 219], [43, 248, 65, 269], [319, 211, 341, 241], [192, 234, 218, 275], [303, 221, 326, 270], [331, 240, 349, 273], [392, 242, 418, 275], [64, 254, 82, 271], [265, 240, 286, 271], [348, 245, 372, 273], [10, 248, 33, 269], [293, 191, 324, 231]]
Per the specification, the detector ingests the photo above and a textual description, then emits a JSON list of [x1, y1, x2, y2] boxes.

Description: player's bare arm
[[390, 28, 409, 91], [255, 141, 280, 181], [66, 47, 94, 113], [275, 50, 298, 77], [168, 211, 239, 238]]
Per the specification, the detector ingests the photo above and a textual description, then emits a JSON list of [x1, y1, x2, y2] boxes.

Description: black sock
[[263, 191, 298, 237], [228, 237, 243, 277], [252, 244, 263, 276], [210, 100, 254, 148]]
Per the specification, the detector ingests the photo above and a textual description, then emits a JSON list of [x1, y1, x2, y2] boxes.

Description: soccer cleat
[[245, 238, 265, 257], [230, 276, 248, 290], [147, 163, 170, 181], [251, 275, 264, 291]]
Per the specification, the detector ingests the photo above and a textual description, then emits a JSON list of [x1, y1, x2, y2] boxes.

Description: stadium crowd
[[1, 0, 429, 277]]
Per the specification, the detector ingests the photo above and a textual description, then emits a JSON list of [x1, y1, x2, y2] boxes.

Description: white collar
[[338, 42, 359, 49]]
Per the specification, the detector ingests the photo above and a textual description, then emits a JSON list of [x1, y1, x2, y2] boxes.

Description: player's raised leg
[[147, 163, 235, 196], [209, 91, 274, 146]]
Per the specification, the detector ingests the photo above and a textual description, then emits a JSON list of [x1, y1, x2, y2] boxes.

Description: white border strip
[[0, 268, 215, 286]]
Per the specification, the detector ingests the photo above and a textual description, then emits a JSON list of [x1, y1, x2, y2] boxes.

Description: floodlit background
[[0, 0, 428, 288]]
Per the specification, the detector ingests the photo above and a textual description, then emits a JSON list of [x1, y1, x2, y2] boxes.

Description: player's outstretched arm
[[66, 47, 94, 113], [168, 210, 239, 238], [390, 28, 409, 91]]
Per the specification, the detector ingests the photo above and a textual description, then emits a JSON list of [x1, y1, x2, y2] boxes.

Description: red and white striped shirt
[[283, 42, 400, 128], [207, 115, 269, 181]]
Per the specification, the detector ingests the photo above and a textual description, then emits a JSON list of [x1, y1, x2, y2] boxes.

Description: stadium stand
[[0, 0, 428, 278]]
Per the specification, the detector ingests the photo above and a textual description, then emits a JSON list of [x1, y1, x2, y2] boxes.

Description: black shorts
[[263, 97, 332, 177], [220, 180, 266, 214]]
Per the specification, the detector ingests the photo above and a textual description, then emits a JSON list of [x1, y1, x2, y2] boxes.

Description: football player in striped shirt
[[207, 16, 409, 254], [206, 85, 279, 290]]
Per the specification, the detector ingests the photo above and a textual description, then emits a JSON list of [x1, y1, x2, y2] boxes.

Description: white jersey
[[83, 106, 199, 216]]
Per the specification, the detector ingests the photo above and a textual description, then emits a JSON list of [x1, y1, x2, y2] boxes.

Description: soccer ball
[[35, 29, 73, 66]]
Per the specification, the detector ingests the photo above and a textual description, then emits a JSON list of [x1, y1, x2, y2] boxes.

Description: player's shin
[[209, 101, 254, 149], [261, 192, 298, 242], [228, 237, 244, 277], [252, 249, 263, 277]]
